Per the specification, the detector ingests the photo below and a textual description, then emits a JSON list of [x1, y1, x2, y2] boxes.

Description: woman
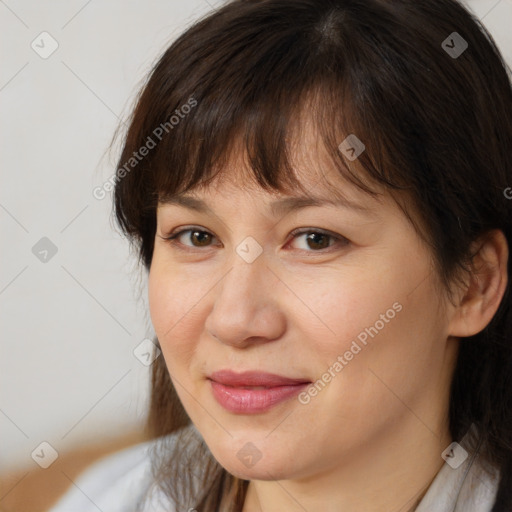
[[50, 0, 512, 510]]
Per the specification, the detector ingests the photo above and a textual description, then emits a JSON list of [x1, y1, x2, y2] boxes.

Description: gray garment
[[49, 427, 500, 512]]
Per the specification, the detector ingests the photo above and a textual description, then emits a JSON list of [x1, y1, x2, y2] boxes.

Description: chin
[[206, 439, 301, 482], [219, 458, 294, 481]]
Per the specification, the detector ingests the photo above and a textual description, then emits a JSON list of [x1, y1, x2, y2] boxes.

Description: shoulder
[[48, 434, 177, 512]]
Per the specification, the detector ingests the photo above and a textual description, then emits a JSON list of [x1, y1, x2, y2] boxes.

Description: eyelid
[[162, 225, 216, 238], [289, 226, 347, 241], [160, 225, 220, 249]]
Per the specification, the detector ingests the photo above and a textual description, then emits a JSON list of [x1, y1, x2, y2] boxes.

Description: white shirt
[[49, 427, 500, 512]]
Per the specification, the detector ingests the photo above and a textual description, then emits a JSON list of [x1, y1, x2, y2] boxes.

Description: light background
[[1, 0, 511, 472]]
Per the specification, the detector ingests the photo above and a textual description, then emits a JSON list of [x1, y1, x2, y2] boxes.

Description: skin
[[148, 128, 508, 512]]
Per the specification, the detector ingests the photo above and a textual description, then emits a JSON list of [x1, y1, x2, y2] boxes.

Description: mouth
[[207, 370, 311, 414]]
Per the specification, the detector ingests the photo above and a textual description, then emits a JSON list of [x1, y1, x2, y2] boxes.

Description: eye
[[160, 226, 349, 253], [287, 228, 349, 252], [162, 227, 219, 249]]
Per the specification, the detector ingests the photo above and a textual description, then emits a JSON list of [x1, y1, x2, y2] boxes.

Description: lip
[[208, 370, 311, 414]]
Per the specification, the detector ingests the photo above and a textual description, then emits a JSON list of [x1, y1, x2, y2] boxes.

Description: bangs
[[121, 1, 416, 207], [152, 82, 391, 204]]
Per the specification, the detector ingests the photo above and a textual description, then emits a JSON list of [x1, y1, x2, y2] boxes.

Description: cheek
[[312, 271, 403, 351], [148, 264, 174, 336], [313, 275, 446, 430], [147, 259, 203, 366], [307, 254, 441, 391]]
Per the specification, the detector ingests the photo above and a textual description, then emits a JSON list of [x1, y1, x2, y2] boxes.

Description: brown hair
[[113, 0, 512, 510]]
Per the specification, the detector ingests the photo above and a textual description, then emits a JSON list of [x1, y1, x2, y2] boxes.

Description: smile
[[207, 370, 311, 414]]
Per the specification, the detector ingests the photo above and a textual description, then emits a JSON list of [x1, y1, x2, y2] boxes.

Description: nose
[[204, 254, 286, 349]]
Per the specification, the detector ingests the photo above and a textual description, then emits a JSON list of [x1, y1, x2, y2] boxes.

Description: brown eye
[[162, 226, 348, 254], [303, 232, 331, 250], [163, 228, 217, 249], [289, 229, 349, 252], [188, 230, 213, 247]]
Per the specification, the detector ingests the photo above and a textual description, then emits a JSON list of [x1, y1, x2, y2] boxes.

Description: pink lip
[[208, 370, 310, 414]]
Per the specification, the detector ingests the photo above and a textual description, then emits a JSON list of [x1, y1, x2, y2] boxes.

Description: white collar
[[415, 426, 499, 512]]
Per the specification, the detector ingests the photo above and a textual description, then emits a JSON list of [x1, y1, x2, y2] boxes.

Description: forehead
[[158, 160, 389, 222]]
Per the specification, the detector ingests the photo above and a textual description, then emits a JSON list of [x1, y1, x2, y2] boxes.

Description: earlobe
[[448, 229, 509, 338]]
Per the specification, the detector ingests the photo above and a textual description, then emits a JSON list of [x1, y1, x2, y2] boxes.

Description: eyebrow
[[158, 193, 380, 217]]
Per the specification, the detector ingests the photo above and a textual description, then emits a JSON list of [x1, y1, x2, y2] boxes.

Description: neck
[[241, 419, 451, 512]]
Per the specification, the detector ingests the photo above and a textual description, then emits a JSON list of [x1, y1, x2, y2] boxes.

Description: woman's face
[[148, 136, 458, 482]]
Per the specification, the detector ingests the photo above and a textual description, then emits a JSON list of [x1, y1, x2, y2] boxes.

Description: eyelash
[[160, 226, 349, 254]]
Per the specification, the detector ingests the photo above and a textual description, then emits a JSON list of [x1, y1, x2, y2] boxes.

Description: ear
[[448, 229, 509, 338]]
